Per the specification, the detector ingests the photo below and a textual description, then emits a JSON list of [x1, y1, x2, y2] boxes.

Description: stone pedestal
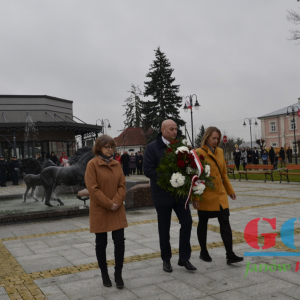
[[125, 183, 153, 209]]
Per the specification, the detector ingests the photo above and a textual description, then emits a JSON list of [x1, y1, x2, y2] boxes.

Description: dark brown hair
[[200, 126, 222, 147], [93, 135, 116, 155]]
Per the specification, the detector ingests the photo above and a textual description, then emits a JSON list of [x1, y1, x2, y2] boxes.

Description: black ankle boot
[[101, 270, 112, 287], [226, 252, 244, 265], [200, 250, 212, 262], [114, 269, 124, 289]]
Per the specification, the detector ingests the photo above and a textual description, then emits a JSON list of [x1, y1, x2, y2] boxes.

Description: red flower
[[191, 161, 197, 169], [188, 154, 194, 161], [177, 152, 184, 159], [177, 160, 185, 168], [170, 140, 178, 144], [199, 154, 204, 160], [167, 148, 172, 153]]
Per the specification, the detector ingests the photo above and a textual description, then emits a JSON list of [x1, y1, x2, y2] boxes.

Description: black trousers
[[123, 164, 129, 176], [0, 171, 6, 185], [95, 228, 125, 271], [12, 171, 19, 184], [235, 163, 240, 171], [155, 202, 192, 261], [136, 165, 143, 175], [197, 213, 233, 254]]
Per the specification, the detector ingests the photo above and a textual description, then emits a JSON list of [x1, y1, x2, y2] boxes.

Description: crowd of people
[[114, 150, 144, 176], [233, 145, 293, 170]]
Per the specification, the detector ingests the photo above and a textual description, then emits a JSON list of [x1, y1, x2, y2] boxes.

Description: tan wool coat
[[194, 145, 235, 211], [85, 156, 128, 233]]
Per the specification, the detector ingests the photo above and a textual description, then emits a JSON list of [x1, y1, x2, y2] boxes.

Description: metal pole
[[293, 112, 298, 164], [249, 121, 253, 163], [13, 131, 17, 156], [191, 97, 194, 149]]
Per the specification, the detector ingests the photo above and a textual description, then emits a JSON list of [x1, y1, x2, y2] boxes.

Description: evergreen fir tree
[[141, 47, 185, 143], [195, 125, 205, 148], [123, 84, 143, 128]]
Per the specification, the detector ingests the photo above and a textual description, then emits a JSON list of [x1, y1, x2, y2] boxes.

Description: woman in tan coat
[[192, 127, 243, 265], [85, 135, 127, 289]]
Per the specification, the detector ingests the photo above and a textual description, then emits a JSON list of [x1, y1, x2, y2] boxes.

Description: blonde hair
[[200, 126, 222, 147]]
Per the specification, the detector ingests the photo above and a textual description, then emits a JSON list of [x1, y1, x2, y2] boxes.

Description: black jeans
[[197, 213, 233, 254], [123, 164, 129, 176], [155, 202, 192, 261], [136, 165, 143, 175], [95, 228, 125, 271]]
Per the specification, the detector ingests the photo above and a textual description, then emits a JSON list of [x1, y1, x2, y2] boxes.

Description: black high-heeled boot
[[114, 269, 124, 289], [101, 270, 112, 287], [226, 252, 244, 265], [200, 250, 212, 262]]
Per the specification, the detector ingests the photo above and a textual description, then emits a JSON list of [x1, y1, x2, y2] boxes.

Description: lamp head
[[108, 123, 111, 130], [194, 100, 200, 110], [243, 121, 246, 127], [183, 104, 188, 113]]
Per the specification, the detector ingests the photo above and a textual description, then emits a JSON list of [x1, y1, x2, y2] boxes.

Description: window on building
[[290, 119, 297, 130], [270, 121, 276, 132], [271, 142, 277, 147]]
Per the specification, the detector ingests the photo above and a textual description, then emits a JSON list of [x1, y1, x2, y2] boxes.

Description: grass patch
[[229, 167, 300, 183]]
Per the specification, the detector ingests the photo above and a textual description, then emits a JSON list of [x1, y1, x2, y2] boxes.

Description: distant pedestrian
[[286, 147, 293, 163], [279, 147, 285, 162], [274, 152, 279, 170], [246, 147, 252, 164], [0, 156, 8, 187], [233, 148, 241, 170], [129, 153, 136, 175], [252, 147, 259, 164], [269, 147, 275, 165], [121, 151, 130, 176], [262, 150, 268, 165], [240, 147, 247, 170], [136, 151, 143, 175], [50, 152, 58, 165], [9, 156, 19, 185]]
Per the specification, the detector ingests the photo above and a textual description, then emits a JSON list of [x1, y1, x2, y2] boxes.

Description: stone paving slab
[[1, 179, 300, 299]]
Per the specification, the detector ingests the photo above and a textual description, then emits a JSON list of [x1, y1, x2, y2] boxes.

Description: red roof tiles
[[114, 127, 152, 147]]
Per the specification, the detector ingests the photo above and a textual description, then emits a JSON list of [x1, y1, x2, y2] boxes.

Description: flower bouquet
[[156, 139, 215, 208]]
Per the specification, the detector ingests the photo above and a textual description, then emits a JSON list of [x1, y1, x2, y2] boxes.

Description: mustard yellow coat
[[194, 145, 235, 211], [85, 156, 128, 233]]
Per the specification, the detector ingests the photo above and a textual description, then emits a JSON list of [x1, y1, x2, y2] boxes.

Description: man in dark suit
[[120, 151, 130, 176], [136, 151, 143, 175], [143, 119, 196, 273], [286, 147, 293, 163], [252, 147, 259, 164]]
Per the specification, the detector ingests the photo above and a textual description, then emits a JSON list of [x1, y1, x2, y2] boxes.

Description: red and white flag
[[185, 98, 192, 110]]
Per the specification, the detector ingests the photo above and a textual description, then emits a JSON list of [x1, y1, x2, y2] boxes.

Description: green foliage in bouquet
[[156, 139, 215, 201]]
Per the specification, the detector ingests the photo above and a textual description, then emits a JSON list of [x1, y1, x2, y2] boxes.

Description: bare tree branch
[[287, 9, 300, 41]]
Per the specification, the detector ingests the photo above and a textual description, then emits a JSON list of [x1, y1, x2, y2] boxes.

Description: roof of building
[[258, 100, 300, 119], [114, 127, 151, 147], [239, 141, 260, 149], [0, 95, 73, 103]]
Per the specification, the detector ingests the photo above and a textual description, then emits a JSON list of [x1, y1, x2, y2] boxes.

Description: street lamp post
[[243, 117, 258, 163], [183, 94, 200, 148], [286, 105, 299, 164], [96, 119, 111, 136]]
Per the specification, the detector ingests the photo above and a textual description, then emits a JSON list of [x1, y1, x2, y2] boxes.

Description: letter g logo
[[244, 218, 277, 249]]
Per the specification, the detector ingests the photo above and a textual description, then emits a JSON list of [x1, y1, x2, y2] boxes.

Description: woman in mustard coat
[[85, 135, 127, 289], [193, 127, 243, 265]]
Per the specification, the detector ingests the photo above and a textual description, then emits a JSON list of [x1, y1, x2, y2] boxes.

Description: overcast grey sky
[[0, 0, 299, 142]]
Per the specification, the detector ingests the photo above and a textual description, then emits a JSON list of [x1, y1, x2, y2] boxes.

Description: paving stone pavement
[[0, 180, 300, 299]]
